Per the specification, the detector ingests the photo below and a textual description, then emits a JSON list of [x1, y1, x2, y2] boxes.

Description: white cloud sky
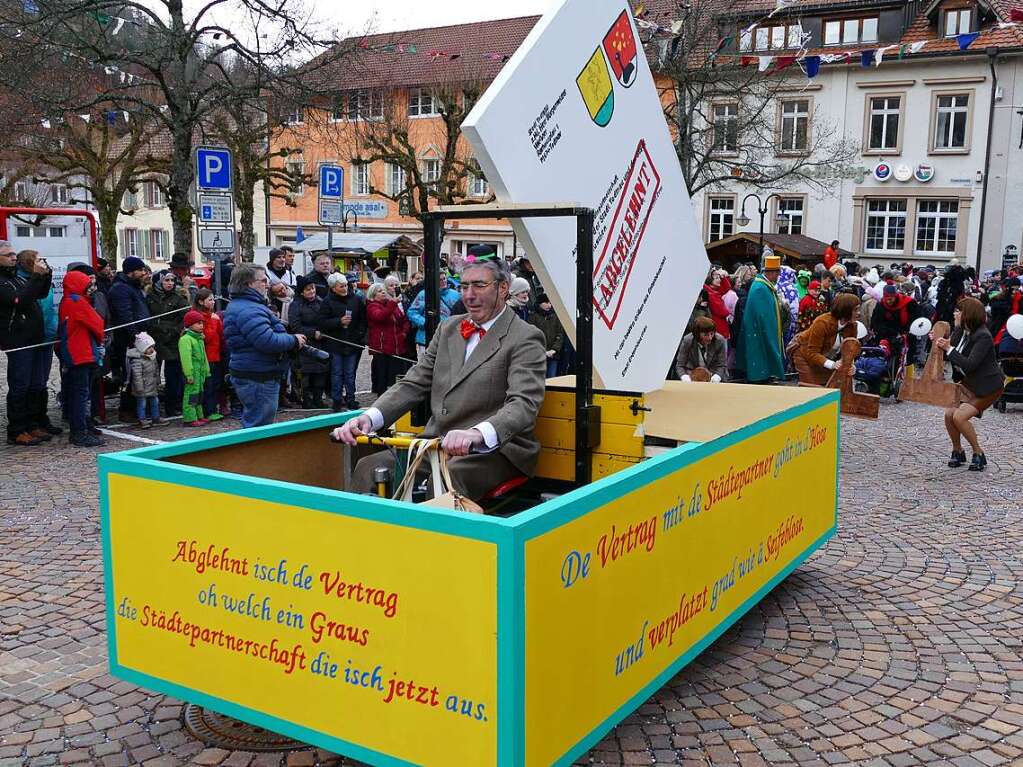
[[325, 0, 554, 36]]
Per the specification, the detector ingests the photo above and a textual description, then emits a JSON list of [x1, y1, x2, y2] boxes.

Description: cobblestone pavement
[[2, 365, 1022, 766]]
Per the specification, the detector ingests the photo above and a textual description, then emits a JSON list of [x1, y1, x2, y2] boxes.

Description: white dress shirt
[[363, 308, 508, 450]]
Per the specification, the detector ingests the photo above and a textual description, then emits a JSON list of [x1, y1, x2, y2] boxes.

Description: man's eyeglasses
[[458, 280, 497, 293]]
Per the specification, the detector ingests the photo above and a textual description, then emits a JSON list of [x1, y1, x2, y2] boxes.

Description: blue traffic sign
[[319, 165, 344, 200], [196, 147, 233, 191]]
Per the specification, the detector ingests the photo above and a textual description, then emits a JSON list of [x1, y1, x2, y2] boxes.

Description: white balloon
[[910, 317, 933, 337], [855, 321, 868, 340], [1007, 314, 1023, 340]]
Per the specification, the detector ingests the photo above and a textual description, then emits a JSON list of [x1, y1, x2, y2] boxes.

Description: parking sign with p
[[319, 164, 344, 199], [196, 147, 233, 191]]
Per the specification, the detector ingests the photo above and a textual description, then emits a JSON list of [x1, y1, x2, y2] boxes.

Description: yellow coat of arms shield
[[576, 47, 615, 127]]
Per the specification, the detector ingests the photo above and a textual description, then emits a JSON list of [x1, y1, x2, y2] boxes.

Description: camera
[[299, 345, 329, 362]]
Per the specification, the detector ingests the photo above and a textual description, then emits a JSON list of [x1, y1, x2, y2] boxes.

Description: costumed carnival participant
[[332, 256, 547, 502], [676, 316, 727, 382], [788, 292, 859, 386], [797, 279, 827, 333], [737, 255, 785, 383], [932, 298, 1003, 472], [871, 283, 919, 364]]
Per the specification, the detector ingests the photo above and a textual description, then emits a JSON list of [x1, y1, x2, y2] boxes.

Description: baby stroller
[[854, 335, 908, 399], [995, 340, 1023, 412]]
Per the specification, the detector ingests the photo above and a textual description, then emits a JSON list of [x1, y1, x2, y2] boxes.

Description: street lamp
[[340, 207, 359, 233], [736, 192, 789, 264]]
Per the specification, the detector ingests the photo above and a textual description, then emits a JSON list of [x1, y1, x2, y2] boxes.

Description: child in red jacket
[[194, 288, 225, 421], [58, 271, 106, 447]]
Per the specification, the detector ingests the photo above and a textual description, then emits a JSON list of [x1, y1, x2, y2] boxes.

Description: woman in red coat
[[366, 282, 411, 394], [703, 268, 732, 342]]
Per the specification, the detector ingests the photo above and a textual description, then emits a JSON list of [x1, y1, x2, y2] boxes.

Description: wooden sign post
[[899, 320, 959, 408], [826, 338, 880, 418]]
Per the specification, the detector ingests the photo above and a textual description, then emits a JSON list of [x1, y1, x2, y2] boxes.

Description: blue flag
[[23, 0, 39, 13], [861, 50, 875, 68], [803, 55, 821, 78], [295, 226, 306, 243], [957, 32, 980, 50]]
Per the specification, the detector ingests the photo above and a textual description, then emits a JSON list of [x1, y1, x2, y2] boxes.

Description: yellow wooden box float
[[100, 379, 839, 767]]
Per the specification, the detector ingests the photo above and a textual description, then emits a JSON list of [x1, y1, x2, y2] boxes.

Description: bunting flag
[[40, 119, 50, 129], [79, 114, 90, 123], [740, 55, 756, 67], [105, 110, 117, 125], [23, 0, 38, 12], [957, 31, 980, 49], [874, 45, 895, 66], [860, 49, 875, 67], [123, 110, 130, 122], [1012, 8, 1023, 22], [758, 55, 773, 71], [802, 55, 821, 78], [774, 55, 796, 72], [111, 17, 124, 35]]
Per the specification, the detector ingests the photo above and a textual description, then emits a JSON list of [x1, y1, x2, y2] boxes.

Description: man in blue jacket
[[107, 256, 151, 418], [223, 264, 307, 427]]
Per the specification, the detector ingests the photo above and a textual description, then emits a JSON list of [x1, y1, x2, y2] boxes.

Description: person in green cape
[[737, 255, 785, 383]]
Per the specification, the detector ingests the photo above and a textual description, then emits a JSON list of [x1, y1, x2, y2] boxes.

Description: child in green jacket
[[179, 310, 211, 426]]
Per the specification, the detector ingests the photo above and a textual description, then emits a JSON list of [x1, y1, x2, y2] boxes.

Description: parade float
[[99, 1, 841, 765]]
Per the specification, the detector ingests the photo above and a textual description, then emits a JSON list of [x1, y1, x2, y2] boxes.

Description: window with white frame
[[934, 94, 969, 150], [865, 199, 907, 253], [824, 16, 878, 45], [124, 228, 139, 257], [944, 9, 972, 37], [776, 198, 804, 234], [346, 89, 384, 120], [915, 200, 958, 255], [707, 197, 735, 242], [779, 99, 809, 153], [144, 181, 164, 208], [282, 106, 304, 125], [744, 23, 805, 51], [408, 88, 440, 117], [712, 103, 738, 154], [352, 163, 370, 196], [48, 226, 66, 238], [422, 158, 441, 190], [15, 225, 31, 237], [286, 160, 305, 196], [387, 163, 407, 197], [469, 160, 489, 197], [150, 229, 169, 260], [50, 184, 68, 204], [868, 95, 901, 151]]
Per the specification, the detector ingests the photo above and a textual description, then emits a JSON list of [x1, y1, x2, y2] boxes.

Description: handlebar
[[328, 434, 420, 448]]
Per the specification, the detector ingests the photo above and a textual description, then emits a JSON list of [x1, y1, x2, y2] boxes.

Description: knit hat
[[134, 332, 155, 353], [183, 310, 205, 328], [808, 280, 820, 290], [122, 256, 145, 273], [296, 274, 312, 293], [509, 277, 531, 295], [883, 284, 898, 297], [96, 257, 109, 269]]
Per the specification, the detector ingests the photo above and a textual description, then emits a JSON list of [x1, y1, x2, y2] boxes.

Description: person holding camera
[[1, 242, 55, 446], [222, 264, 306, 428]]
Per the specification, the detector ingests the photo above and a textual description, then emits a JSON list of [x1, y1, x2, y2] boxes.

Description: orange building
[[269, 16, 540, 272]]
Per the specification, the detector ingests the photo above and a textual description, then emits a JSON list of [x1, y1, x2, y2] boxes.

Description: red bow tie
[[460, 319, 486, 340]]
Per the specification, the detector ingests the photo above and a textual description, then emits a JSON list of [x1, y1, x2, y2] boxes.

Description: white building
[[688, 0, 1023, 273]]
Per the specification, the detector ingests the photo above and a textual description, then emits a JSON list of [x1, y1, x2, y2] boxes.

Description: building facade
[[689, 0, 1023, 273]]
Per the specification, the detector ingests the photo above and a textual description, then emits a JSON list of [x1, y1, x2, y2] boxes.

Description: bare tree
[[306, 77, 493, 234], [0, 0, 356, 255], [648, 0, 857, 195]]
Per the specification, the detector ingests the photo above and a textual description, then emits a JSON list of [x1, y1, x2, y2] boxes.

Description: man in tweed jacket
[[333, 259, 547, 500]]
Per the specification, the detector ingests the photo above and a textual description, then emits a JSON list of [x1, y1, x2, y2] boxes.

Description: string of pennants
[[632, 0, 1023, 79], [355, 38, 510, 62]]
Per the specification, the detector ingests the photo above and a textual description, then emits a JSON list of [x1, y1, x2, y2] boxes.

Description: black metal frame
[[421, 206, 600, 486]]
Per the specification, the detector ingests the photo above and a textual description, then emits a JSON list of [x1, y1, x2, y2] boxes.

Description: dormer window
[[944, 8, 972, 36], [823, 16, 879, 45], [739, 22, 803, 51]]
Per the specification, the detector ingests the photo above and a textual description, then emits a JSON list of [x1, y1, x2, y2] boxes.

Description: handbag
[[391, 438, 484, 514]]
